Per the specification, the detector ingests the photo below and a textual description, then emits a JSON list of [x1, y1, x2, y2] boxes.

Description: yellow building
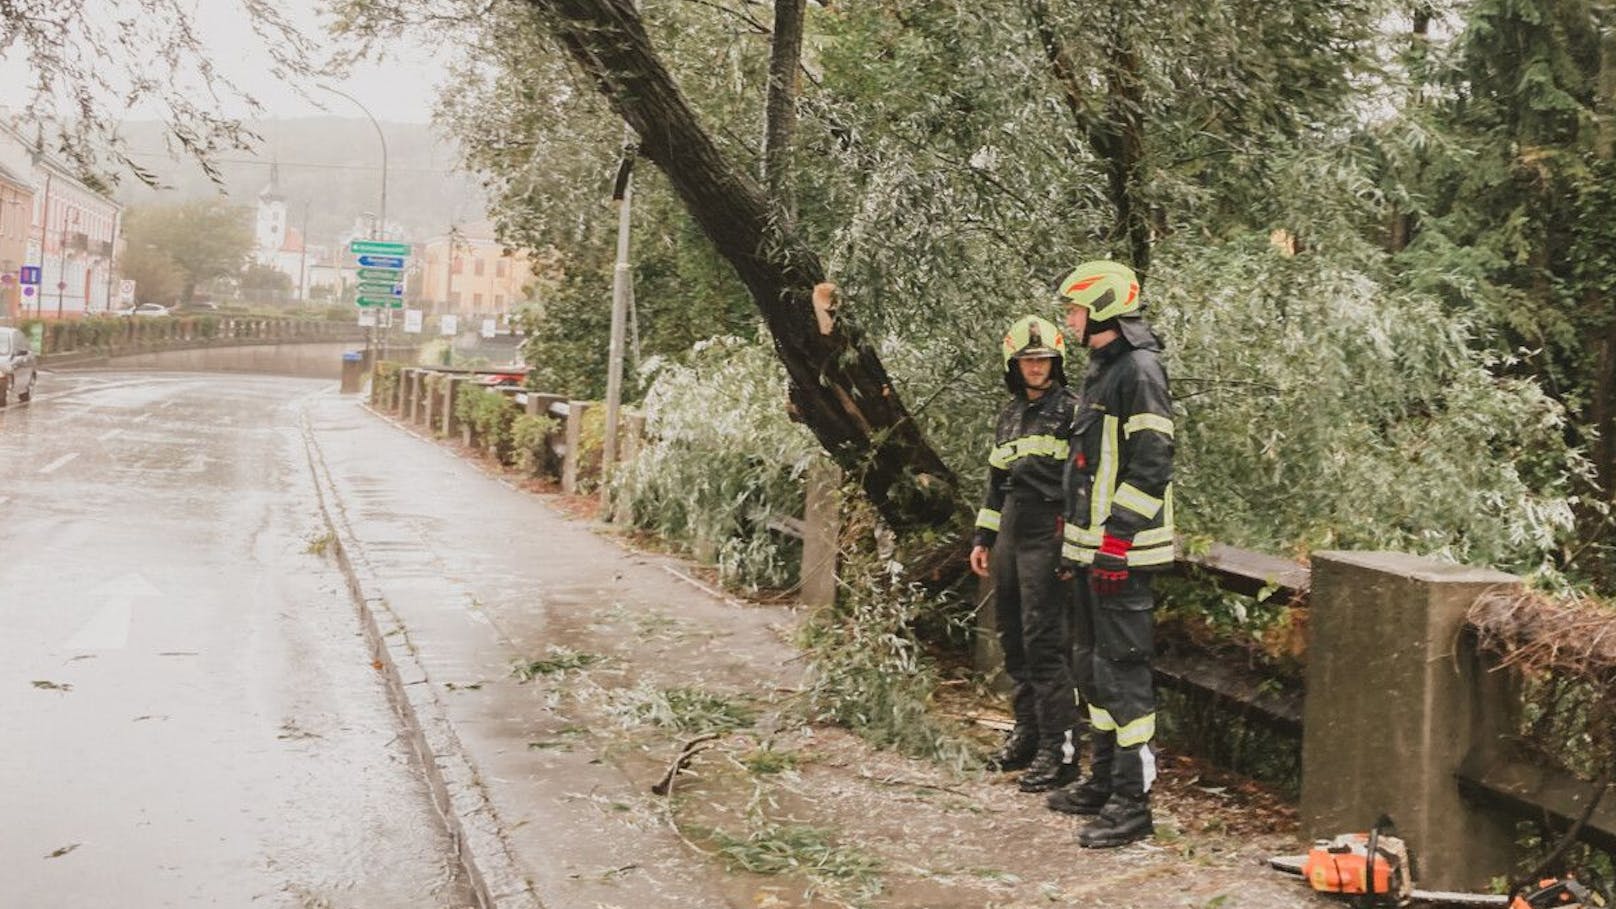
[[415, 223, 533, 325]]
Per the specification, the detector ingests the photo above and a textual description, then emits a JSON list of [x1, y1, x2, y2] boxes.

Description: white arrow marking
[[40, 452, 79, 474], [63, 573, 164, 652]]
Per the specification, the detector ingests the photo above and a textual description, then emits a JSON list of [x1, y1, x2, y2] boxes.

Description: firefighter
[[1045, 260, 1175, 848], [969, 315, 1082, 793]]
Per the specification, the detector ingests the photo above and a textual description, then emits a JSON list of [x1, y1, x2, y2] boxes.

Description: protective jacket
[[1061, 335, 1175, 568], [973, 385, 1082, 546]]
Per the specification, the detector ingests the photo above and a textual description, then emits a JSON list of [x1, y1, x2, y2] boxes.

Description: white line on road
[[98, 428, 124, 441], [39, 452, 80, 474], [132, 412, 152, 423]]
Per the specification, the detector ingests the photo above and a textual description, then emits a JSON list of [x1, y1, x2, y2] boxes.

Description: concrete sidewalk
[[301, 393, 1320, 909]]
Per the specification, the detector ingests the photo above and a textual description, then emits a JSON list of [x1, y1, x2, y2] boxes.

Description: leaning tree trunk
[[528, 0, 959, 531]]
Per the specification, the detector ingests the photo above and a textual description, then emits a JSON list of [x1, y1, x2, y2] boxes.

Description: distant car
[[0, 326, 38, 405], [118, 303, 171, 318], [173, 300, 219, 313]]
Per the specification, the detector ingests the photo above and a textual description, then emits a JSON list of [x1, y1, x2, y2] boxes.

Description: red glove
[[1090, 534, 1132, 595]]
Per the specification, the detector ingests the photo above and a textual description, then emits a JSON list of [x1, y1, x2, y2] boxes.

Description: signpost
[[355, 254, 406, 269], [356, 267, 404, 283], [403, 309, 423, 333], [349, 240, 410, 257], [439, 314, 458, 336]]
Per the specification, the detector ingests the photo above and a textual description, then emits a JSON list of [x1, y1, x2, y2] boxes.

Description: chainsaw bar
[[1269, 855, 1510, 907]]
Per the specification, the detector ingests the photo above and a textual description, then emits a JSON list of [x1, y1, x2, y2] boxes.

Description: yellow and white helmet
[[1058, 260, 1142, 322]]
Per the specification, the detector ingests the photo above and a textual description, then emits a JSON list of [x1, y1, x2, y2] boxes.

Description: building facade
[[0, 161, 34, 321], [415, 223, 532, 326], [0, 123, 122, 319]]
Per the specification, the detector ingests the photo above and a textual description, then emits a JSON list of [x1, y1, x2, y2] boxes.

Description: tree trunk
[[1026, 0, 1151, 276], [527, 0, 959, 531], [763, 0, 805, 224]]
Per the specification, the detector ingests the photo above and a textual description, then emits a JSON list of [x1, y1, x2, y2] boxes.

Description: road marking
[[39, 452, 79, 474], [132, 412, 151, 423], [65, 599, 133, 651], [98, 428, 124, 441]]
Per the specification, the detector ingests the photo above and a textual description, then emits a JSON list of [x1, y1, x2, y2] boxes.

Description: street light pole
[[321, 85, 390, 356], [320, 86, 388, 240]]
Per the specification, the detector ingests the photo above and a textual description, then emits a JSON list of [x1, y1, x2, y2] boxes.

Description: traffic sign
[[19, 265, 41, 285], [356, 295, 402, 307], [356, 267, 403, 282], [349, 240, 410, 257], [356, 255, 407, 269], [355, 282, 403, 296]]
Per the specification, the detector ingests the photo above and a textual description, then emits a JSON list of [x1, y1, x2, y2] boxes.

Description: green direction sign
[[356, 295, 403, 307], [356, 267, 403, 282], [356, 281, 402, 296], [350, 240, 410, 257]]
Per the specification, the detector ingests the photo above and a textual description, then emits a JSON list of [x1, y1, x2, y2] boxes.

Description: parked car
[[173, 300, 219, 313], [0, 326, 38, 406], [116, 303, 170, 318]]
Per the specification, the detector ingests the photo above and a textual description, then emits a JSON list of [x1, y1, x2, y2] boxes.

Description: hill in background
[[113, 117, 489, 247]]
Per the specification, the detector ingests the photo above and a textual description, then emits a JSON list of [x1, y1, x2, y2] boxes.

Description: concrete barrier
[[1301, 551, 1521, 891]]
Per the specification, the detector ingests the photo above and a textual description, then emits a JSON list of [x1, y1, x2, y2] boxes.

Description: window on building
[[474, 258, 485, 277], [496, 259, 508, 278], [473, 292, 484, 309], [451, 256, 463, 274], [494, 294, 505, 308], [453, 292, 462, 307]]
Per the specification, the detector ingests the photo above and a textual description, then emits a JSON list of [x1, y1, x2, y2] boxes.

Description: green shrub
[[455, 383, 518, 458], [511, 413, 560, 477]]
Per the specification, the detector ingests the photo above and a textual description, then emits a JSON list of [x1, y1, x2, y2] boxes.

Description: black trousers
[[991, 495, 1079, 750], [1073, 570, 1157, 799]]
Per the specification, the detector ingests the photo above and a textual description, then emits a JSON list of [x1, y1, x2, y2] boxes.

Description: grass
[[304, 531, 337, 556], [614, 684, 757, 735], [739, 746, 799, 775], [511, 647, 603, 681], [701, 819, 882, 905]]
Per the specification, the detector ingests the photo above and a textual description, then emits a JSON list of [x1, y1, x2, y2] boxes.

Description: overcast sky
[[1, 1, 453, 126]]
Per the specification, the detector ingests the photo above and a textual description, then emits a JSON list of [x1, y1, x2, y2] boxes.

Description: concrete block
[[443, 376, 465, 438], [799, 460, 843, 610], [1301, 551, 1521, 891], [561, 401, 591, 495], [608, 413, 646, 525]]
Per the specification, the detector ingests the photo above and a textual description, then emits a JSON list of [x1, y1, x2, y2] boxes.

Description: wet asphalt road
[[0, 372, 473, 908]]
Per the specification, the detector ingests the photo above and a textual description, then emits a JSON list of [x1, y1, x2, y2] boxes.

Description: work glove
[[1090, 534, 1132, 595]]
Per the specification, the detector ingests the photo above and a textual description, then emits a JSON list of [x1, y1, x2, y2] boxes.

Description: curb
[[298, 406, 544, 909]]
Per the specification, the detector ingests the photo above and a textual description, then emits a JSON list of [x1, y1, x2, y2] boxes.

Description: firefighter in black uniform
[[1045, 260, 1175, 848], [969, 316, 1082, 793]]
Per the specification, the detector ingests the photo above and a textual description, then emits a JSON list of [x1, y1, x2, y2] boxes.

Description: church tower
[[254, 161, 287, 265]]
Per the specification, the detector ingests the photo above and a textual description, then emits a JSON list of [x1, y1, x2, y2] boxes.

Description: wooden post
[[798, 459, 843, 610], [561, 401, 591, 494], [1302, 551, 1522, 891]]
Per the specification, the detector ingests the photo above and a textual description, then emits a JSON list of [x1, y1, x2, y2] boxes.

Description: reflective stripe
[[1113, 482, 1163, 519], [1061, 543, 1093, 564], [975, 508, 1001, 531], [1123, 413, 1174, 437], [1064, 523, 1100, 546], [1133, 525, 1174, 547], [988, 434, 1070, 469], [1128, 543, 1175, 566], [1089, 704, 1117, 731], [1116, 712, 1157, 747], [1090, 416, 1119, 531]]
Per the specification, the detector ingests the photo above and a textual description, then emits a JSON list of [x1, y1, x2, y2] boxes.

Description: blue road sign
[[19, 265, 41, 285], [356, 255, 407, 269]]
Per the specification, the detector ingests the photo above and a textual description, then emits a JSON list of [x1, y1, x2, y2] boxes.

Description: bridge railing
[[373, 363, 1614, 889], [30, 315, 364, 364]]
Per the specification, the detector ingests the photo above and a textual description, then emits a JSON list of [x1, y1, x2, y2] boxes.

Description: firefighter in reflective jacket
[[968, 316, 1082, 793], [1046, 260, 1174, 849]]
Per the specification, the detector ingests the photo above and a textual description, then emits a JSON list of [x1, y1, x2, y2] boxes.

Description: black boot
[[1077, 794, 1153, 848], [1045, 776, 1111, 815], [986, 726, 1038, 772], [1017, 747, 1078, 793]]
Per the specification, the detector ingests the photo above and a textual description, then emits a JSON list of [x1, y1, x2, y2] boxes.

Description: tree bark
[[762, 0, 805, 224], [526, 0, 959, 531], [1026, 0, 1151, 277]]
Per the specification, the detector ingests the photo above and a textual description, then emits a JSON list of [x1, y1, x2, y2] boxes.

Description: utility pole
[[601, 139, 636, 495]]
